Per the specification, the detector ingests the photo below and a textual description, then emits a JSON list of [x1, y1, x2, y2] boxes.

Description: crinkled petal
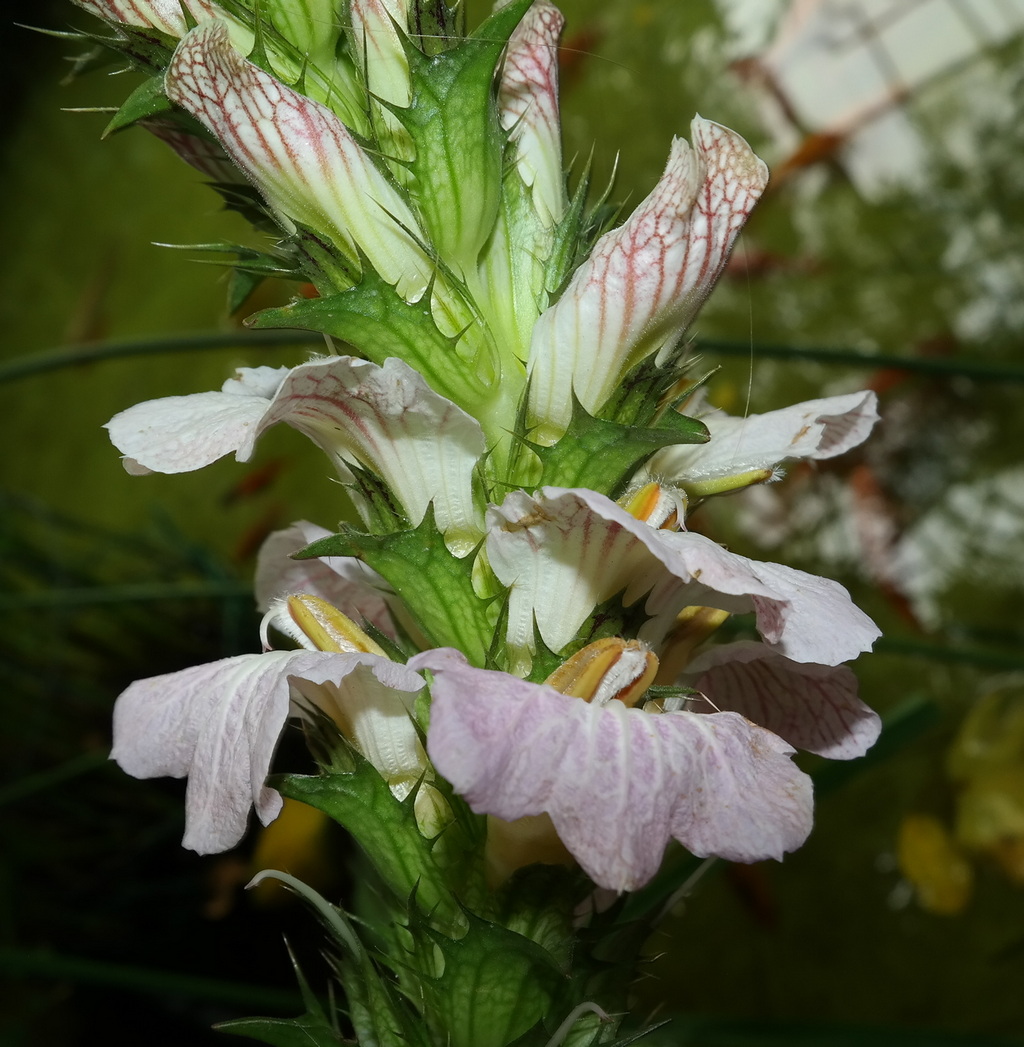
[[254, 520, 395, 638], [104, 366, 290, 474], [486, 487, 879, 669], [111, 649, 423, 853], [684, 641, 881, 759], [498, 0, 565, 227], [527, 117, 768, 443], [647, 391, 880, 484], [111, 650, 337, 852], [415, 649, 812, 891], [165, 22, 433, 301], [256, 357, 486, 554]]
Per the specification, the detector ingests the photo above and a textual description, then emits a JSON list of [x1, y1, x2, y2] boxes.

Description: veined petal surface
[[486, 487, 879, 669], [527, 117, 768, 443], [111, 649, 420, 853], [292, 663, 427, 794], [72, 0, 226, 36], [647, 391, 880, 485], [165, 22, 434, 301], [498, 0, 565, 227], [415, 648, 812, 891], [255, 357, 486, 553], [105, 366, 289, 474], [684, 641, 881, 759]]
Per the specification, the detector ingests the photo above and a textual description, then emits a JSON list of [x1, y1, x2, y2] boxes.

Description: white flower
[[526, 117, 769, 444], [105, 356, 486, 554]]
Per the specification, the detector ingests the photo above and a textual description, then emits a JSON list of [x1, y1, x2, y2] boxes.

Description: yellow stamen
[[619, 481, 685, 530], [545, 637, 659, 708], [286, 594, 387, 656]]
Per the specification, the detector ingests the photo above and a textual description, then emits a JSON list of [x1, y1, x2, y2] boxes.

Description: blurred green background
[[2, 1, 1024, 1044]]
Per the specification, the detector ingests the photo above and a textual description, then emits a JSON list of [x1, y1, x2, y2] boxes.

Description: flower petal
[[498, 0, 565, 227], [415, 648, 812, 891], [292, 660, 427, 793], [527, 116, 768, 443], [254, 520, 396, 637], [351, 0, 412, 108], [165, 22, 433, 301], [111, 649, 422, 853], [486, 487, 879, 670], [105, 366, 290, 474], [71, 0, 224, 35], [256, 357, 486, 553], [685, 641, 881, 759], [647, 391, 880, 485]]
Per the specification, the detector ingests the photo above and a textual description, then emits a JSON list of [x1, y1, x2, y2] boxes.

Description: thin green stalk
[[696, 337, 1024, 383], [0, 947, 304, 1012]]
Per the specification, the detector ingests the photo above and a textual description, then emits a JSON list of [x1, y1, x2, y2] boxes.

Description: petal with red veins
[[71, 0, 224, 35], [498, 0, 565, 227], [165, 22, 433, 302], [255, 357, 485, 553], [486, 487, 879, 670], [527, 117, 768, 443]]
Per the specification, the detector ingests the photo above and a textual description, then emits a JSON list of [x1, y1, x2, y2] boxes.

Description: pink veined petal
[[254, 520, 395, 638], [111, 649, 423, 853], [647, 391, 880, 484], [684, 641, 881, 759], [526, 116, 768, 443], [111, 649, 326, 853], [414, 649, 813, 892], [486, 487, 880, 670], [255, 357, 486, 554], [71, 0, 223, 35], [498, 0, 565, 227], [143, 118, 240, 182], [104, 365, 291, 474], [165, 22, 433, 302]]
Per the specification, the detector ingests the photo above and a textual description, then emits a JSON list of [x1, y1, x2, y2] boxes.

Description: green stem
[[696, 337, 1024, 383], [0, 330, 322, 384], [0, 947, 304, 1011]]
